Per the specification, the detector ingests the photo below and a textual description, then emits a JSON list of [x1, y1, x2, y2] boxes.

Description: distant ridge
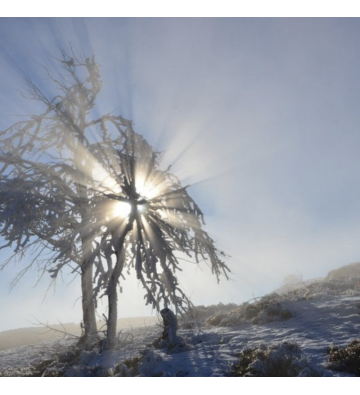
[[0, 316, 158, 352], [326, 262, 360, 281], [275, 261, 360, 295]]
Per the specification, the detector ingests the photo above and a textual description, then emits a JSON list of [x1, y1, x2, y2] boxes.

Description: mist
[[1, 18, 360, 332]]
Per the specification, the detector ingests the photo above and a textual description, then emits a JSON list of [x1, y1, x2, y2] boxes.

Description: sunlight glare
[[135, 173, 162, 200], [113, 201, 132, 218]]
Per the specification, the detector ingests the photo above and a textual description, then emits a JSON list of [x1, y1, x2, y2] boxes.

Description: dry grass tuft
[[327, 339, 360, 376], [229, 342, 319, 377]]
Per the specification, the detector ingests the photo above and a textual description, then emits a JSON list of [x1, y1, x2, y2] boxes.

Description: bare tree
[[0, 50, 230, 349]]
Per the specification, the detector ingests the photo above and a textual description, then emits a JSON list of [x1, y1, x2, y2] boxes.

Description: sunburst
[[0, 49, 229, 348]]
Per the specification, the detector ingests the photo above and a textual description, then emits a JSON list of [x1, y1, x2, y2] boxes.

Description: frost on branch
[[0, 49, 230, 348]]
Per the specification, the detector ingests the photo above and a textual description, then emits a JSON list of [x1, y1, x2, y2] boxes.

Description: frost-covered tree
[[0, 50, 229, 349], [0, 51, 105, 345], [91, 132, 230, 347]]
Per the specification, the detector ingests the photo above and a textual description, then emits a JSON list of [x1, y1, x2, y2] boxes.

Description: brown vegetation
[[229, 342, 319, 377], [327, 339, 360, 376]]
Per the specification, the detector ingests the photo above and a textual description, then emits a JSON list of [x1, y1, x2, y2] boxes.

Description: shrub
[[206, 295, 293, 327], [229, 342, 319, 377], [180, 303, 239, 328], [112, 355, 142, 377], [112, 348, 166, 377], [327, 339, 360, 376], [29, 341, 109, 377]]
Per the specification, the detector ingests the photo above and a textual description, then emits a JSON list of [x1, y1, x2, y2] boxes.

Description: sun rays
[[0, 49, 230, 347]]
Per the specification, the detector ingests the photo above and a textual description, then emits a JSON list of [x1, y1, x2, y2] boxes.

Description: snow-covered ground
[[1, 274, 360, 377]]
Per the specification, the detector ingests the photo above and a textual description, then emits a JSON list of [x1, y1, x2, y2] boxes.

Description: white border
[[1, 1, 360, 18]]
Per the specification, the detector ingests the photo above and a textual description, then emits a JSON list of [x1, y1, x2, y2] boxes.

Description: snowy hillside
[[1, 267, 360, 377]]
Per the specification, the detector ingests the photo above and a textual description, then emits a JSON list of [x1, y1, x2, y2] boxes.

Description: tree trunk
[[80, 261, 98, 348], [106, 219, 133, 349], [153, 308, 186, 353], [106, 277, 118, 349], [160, 308, 178, 344], [105, 247, 125, 349]]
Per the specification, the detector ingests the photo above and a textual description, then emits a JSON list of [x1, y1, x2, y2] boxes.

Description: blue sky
[[1, 18, 360, 331]]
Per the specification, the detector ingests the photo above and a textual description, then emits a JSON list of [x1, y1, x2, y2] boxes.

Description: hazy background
[[1, 18, 360, 331]]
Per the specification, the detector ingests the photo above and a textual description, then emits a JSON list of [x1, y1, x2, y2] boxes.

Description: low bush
[[29, 341, 108, 377], [327, 339, 360, 376], [112, 348, 167, 377], [229, 342, 319, 377], [206, 294, 293, 327]]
